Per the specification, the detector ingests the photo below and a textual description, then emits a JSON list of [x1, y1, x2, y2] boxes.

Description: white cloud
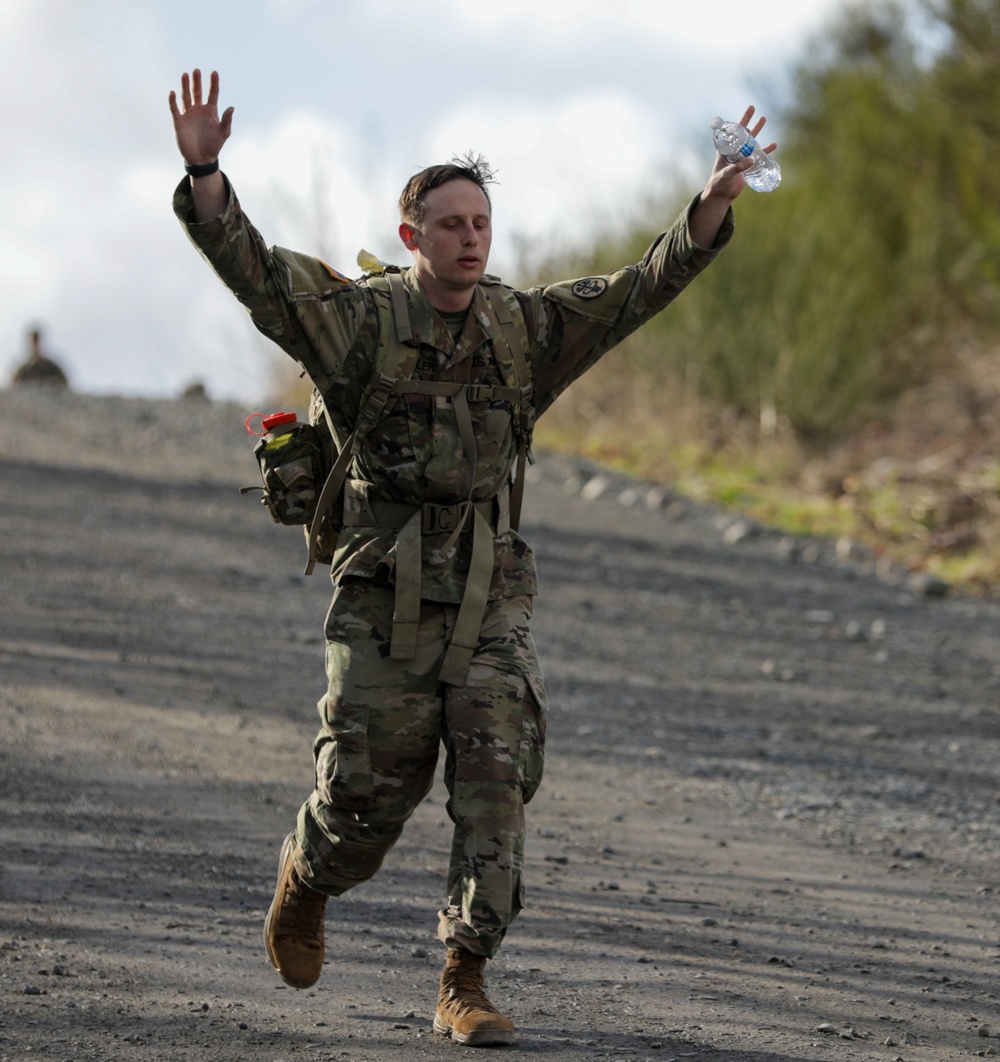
[[0, 0, 851, 403], [0, 0, 30, 35], [448, 0, 587, 26], [621, 0, 845, 48], [425, 94, 671, 270], [445, 0, 844, 50]]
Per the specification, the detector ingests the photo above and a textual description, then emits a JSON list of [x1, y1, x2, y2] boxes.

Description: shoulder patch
[[317, 259, 350, 283], [272, 246, 357, 299], [570, 277, 609, 300]]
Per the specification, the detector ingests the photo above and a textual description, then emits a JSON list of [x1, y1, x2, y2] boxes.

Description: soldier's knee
[[448, 666, 546, 803], [314, 691, 439, 821]]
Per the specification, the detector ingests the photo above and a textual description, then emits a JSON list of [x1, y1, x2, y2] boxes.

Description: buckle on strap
[[464, 383, 494, 403], [421, 498, 502, 537], [354, 373, 398, 441], [421, 501, 465, 535]]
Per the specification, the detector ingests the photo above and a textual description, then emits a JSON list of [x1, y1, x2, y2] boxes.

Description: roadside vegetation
[[525, 0, 1000, 594], [274, 0, 1000, 595]]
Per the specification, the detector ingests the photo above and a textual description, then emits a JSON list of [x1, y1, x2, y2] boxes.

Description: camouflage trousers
[[291, 579, 547, 959]]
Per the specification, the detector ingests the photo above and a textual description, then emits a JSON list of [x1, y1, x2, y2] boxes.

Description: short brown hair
[[399, 152, 496, 227]]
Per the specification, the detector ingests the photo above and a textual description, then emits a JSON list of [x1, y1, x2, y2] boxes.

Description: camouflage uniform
[[174, 175, 732, 957]]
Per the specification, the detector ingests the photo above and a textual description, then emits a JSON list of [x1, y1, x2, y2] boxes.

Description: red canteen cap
[[245, 410, 297, 435]]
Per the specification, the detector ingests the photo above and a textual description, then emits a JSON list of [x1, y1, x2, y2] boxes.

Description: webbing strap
[[385, 270, 412, 345], [393, 380, 523, 404], [392, 380, 476, 666], [389, 511, 422, 659], [383, 499, 496, 685], [483, 287, 530, 400], [479, 287, 533, 531], [309, 272, 532, 687], [452, 387, 477, 507], [351, 284, 405, 449], [509, 434, 530, 533], [342, 492, 506, 533], [390, 378, 480, 525], [438, 505, 496, 686], [304, 425, 357, 575]]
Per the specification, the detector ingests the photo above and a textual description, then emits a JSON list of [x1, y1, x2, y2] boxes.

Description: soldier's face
[[399, 178, 492, 304]]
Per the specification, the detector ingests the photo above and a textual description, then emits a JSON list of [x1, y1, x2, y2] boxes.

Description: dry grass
[[266, 335, 1000, 597], [535, 342, 1000, 596]]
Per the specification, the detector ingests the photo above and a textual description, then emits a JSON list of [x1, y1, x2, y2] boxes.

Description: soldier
[[169, 69, 774, 1046], [10, 327, 69, 388]]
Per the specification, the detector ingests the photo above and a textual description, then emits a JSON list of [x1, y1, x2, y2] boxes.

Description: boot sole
[[263, 833, 321, 990], [433, 1013, 516, 1046]]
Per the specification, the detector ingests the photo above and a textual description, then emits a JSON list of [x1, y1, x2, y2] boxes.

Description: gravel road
[[2, 388, 999, 1062]]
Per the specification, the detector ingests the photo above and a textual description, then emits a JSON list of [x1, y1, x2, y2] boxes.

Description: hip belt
[[342, 483, 511, 686]]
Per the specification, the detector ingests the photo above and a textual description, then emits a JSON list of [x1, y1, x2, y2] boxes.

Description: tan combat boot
[[433, 947, 516, 1046], [263, 832, 327, 989]]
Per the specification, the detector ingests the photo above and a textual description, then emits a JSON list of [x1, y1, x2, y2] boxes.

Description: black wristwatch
[[184, 159, 220, 179]]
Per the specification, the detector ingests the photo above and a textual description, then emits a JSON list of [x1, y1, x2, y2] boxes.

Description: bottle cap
[[245, 411, 298, 436], [262, 411, 298, 431]]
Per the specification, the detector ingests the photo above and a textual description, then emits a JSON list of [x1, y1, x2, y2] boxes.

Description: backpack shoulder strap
[[305, 271, 415, 573], [353, 271, 410, 429], [480, 283, 534, 530], [385, 268, 413, 347], [481, 282, 530, 392]]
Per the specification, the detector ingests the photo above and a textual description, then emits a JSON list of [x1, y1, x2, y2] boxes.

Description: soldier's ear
[[399, 223, 419, 251]]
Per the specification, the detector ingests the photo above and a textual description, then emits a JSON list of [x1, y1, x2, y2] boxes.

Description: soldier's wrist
[[184, 159, 220, 179]]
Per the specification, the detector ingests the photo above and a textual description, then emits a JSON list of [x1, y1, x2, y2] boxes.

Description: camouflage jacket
[[173, 177, 733, 603]]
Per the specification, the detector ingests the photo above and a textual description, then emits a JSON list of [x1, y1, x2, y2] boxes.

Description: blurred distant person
[[180, 380, 210, 401], [11, 328, 69, 389], [169, 67, 776, 1046]]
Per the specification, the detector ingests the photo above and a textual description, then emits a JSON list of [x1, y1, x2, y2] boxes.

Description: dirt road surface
[[2, 389, 999, 1062]]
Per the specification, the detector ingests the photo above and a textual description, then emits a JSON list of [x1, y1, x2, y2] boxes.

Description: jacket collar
[[400, 268, 493, 366]]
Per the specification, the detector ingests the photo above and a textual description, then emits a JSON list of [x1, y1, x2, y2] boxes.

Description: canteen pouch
[[243, 420, 324, 526]]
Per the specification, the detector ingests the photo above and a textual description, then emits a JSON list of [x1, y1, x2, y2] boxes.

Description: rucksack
[[245, 266, 534, 575]]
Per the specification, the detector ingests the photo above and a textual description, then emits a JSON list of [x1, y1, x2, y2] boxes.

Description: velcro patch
[[570, 277, 609, 299], [318, 259, 350, 283]]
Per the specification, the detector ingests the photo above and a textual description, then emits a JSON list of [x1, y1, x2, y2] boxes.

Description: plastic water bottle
[[710, 117, 781, 193]]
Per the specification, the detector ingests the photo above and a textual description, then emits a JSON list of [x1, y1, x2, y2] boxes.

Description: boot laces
[[446, 962, 498, 1016], [281, 873, 326, 940]]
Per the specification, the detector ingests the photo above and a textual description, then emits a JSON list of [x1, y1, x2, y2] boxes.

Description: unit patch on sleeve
[[318, 259, 350, 283], [571, 277, 609, 299]]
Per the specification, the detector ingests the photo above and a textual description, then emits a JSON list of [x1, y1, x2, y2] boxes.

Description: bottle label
[[736, 137, 756, 158], [264, 429, 298, 452]]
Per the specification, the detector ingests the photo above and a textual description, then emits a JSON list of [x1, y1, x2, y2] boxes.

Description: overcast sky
[[2, 0, 848, 403]]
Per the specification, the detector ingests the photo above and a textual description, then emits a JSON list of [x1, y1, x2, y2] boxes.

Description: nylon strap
[[351, 277, 404, 446], [304, 390, 363, 575], [341, 491, 507, 534], [438, 504, 496, 686], [385, 270, 413, 345], [308, 271, 533, 686], [305, 280, 407, 573], [509, 434, 529, 532], [304, 422, 358, 575], [453, 386, 477, 503], [478, 286, 532, 530], [483, 287, 530, 397], [393, 380, 523, 403], [389, 511, 422, 659], [389, 379, 477, 666]]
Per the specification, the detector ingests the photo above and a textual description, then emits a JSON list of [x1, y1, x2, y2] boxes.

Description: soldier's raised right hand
[[169, 69, 233, 167]]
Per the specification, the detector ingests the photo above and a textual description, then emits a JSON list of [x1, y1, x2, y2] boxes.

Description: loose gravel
[[2, 388, 999, 1061]]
